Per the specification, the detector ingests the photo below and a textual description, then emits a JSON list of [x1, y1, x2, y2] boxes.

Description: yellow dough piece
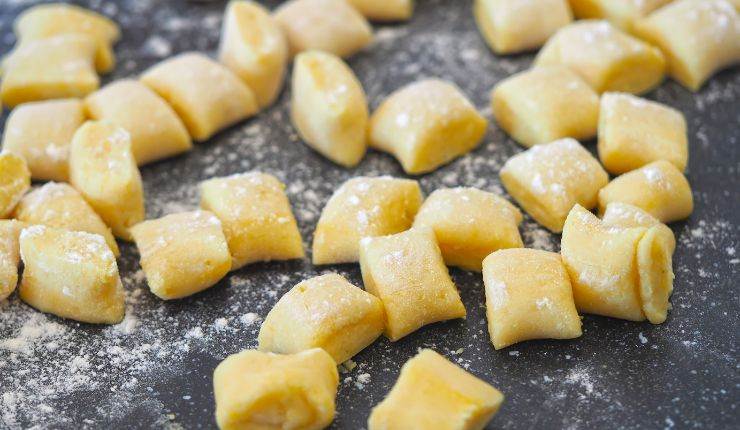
[[18, 225, 124, 324], [213, 348, 338, 430], [218, 0, 289, 108], [130, 211, 231, 300], [412, 187, 523, 271], [312, 176, 423, 265], [200, 172, 304, 270], [369, 79, 487, 174], [368, 349, 504, 430], [634, 0, 740, 91], [14, 3, 120, 73], [598, 92, 688, 174], [347, 0, 414, 21], [0, 220, 25, 301], [258, 273, 384, 363], [1, 98, 85, 182], [69, 121, 145, 241], [359, 227, 466, 341], [567, 0, 673, 33], [1, 35, 98, 108], [482, 248, 582, 349], [274, 0, 373, 58], [491, 66, 600, 148], [84, 80, 192, 165], [500, 138, 609, 233], [13, 182, 119, 256], [0, 152, 31, 218], [140, 52, 259, 142], [598, 160, 693, 223], [474, 0, 573, 54], [534, 20, 666, 94], [291, 51, 369, 167]]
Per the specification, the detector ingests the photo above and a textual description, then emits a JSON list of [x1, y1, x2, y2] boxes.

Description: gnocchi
[[0, 152, 31, 218], [567, 0, 673, 33], [0, 220, 24, 301], [348, 0, 414, 22]]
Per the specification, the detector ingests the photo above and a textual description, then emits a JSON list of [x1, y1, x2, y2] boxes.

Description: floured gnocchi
[[348, 0, 414, 21], [0, 152, 31, 218], [567, 0, 673, 33], [0, 220, 25, 301]]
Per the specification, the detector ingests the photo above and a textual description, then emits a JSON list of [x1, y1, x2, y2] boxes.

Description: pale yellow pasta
[[567, 0, 673, 33], [347, 0, 414, 21], [0, 220, 25, 301], [0, 152, 31, 218]]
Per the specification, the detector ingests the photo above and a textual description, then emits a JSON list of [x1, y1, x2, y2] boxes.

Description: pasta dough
[[213, 348, 338, 430], [535, 20, 666, 94], [291, 51, 368, 167], [0, 220, 24, 301], [567, 0, 673, 33], [258, 273, 384, 363], [412, 187, 523, 271], [500, 138, 609, 233], [312, 176, 422, 265], [368, 349, 504, 430], [369, 79, 487, 174], [347, 0, 414, 22], [359, 227, 466, 341], [0, 152, 31, 218], [491, 66, 600, 148], [200, 172, 304, 270]]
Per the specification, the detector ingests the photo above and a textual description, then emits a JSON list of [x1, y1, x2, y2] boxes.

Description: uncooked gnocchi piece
[[213, 348, 338, 430], [1, 98, 85, 181], [368, 349, 504, 430], [567, 0, 673, 32], [200, 172, 304, 270], [634, 0, 740, 91], [359, 227, 466, 341], [348, 0, 414, 21], [312, 176, 423, 265], [84, 80, 192, 165], [18, 225, 124, 324], [412, 187, 523, 271], [291, 51, 369, 167], [218, 0, 288, 108], [500, 138, 609, 233], [0, 152, 31, 218], [598, 92, 688, 174], [598, 160, 693, 223], [13, 182, 119, 256], [1, 35, 98, 107], [369, 79, 487, 174], [258, 273, 384, 363], [535, 20, 666, 94], [0, 220, 25, 301], [274, 0, 373, 58], [491, 66, 600, 148], [474, 0, 573, 54], [130, 211, 231, 300], [140, 52, 258, 142], [69, 121, 145, 241], [14, 3, 120, 73]]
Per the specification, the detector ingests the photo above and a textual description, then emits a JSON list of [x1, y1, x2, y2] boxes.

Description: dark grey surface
[[0, 1, 739, 429]]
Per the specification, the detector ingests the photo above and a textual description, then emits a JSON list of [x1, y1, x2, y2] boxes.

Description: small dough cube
[[140, 53, 258, 142], [69, 121, 145, 241], [14, 3, 120, 73], [258, 273, 384, 363], [218, 0, 289, 108], [1, 35, 98, 107], [598, 160, 693, 223], [369, 79, 487, 174], [18, 225, 124, 324], [274, 0, 373, 58], [200, 172, 304, 270], [567, 0, 673, 32], [313, 176, 423, 265], [0, 220, 25, 301], [13, 182, 119, 256], [359, 227, 466, 341], [602, 201, 667, 229], [347, 0, 414, 22], [84, 80, 193, 165], [500, 138, 609, 233], [598, 92, 688, 174], [291, 51, 369, 167], [368, 349, 504, 430], [130, 211, 231, 300], [0, 152, 31, 218], [535, 20, 666, 95], [474, 0, 573, 54], [412, 187, 523, 271], [1, 98, 86, 181], [634, 0, 740, 91], [491, 66, 600, 148], [213, 348, 338, 430]]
